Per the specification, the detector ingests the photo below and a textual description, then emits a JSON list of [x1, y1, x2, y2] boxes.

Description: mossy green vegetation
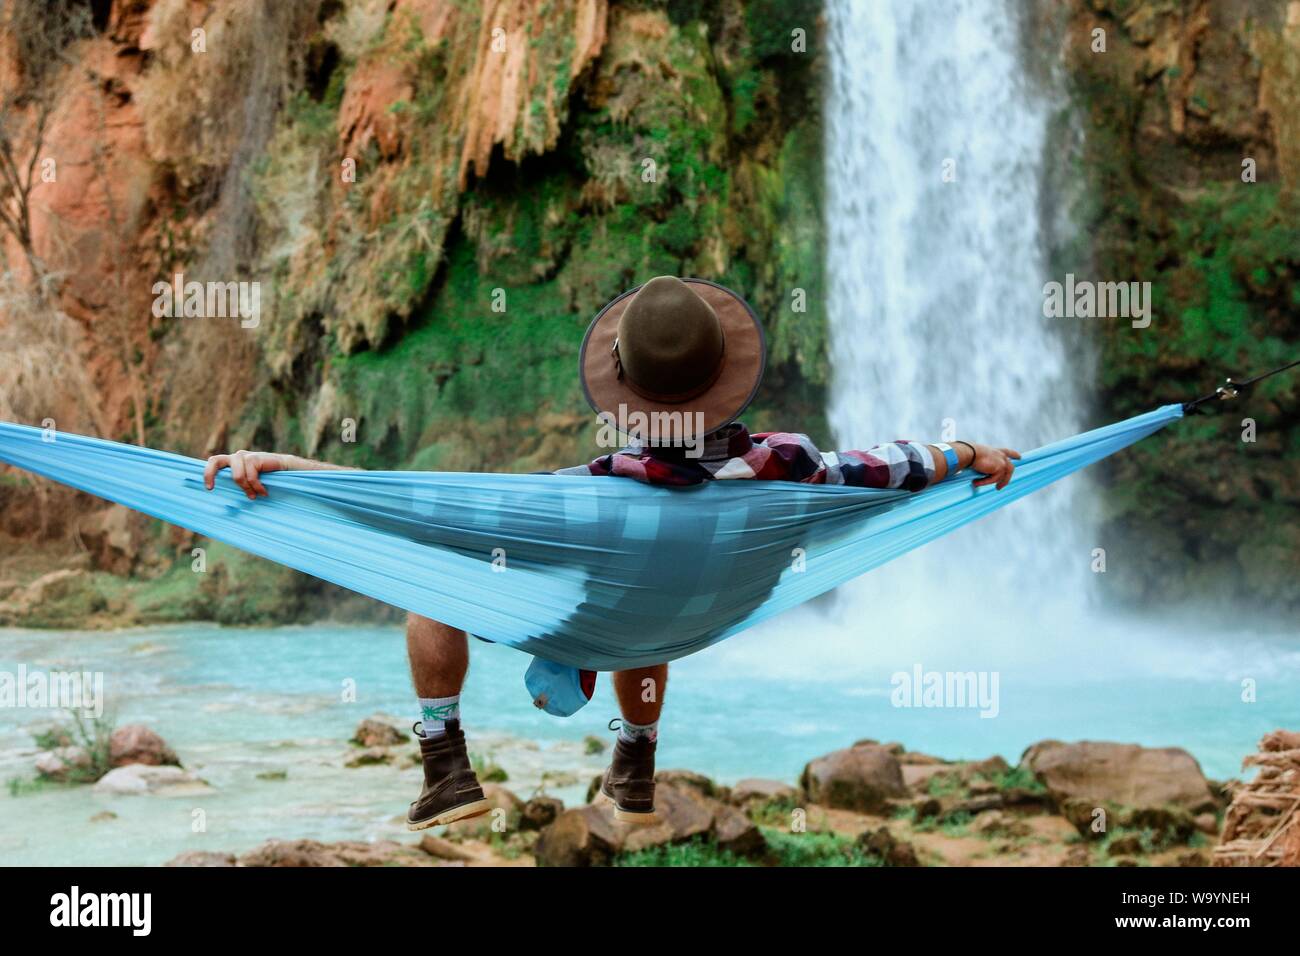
[[265, 0, 830, 478], [615, 827, 885, 867], [1065, 9, 1300, 611]]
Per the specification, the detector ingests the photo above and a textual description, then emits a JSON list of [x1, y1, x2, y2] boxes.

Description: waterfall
[[702, 0, 1099, 680], [823, 0, 1086, 603]]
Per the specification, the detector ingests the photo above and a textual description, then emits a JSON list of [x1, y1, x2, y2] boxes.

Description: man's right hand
[[203, 450, 290, 499]]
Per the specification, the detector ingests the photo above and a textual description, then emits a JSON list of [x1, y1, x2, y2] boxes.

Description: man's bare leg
[[407, 613, 468, 699], [601, 663, 667, 823], [405, 613, 488, 830], [612, 663, 667, 727]]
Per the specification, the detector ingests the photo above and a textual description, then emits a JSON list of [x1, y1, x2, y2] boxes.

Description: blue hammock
[[0, 405, 1183, 714]]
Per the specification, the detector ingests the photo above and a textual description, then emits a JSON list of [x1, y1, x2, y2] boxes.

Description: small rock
[[1194, 812, 1218, 836], [972, 810, 1031, 838], [89, 811, 117, 823], [109, 725, 179, 768], [1107, 834, 1145, 857], [520, 796, 564, 831], [950, 794, 1004, 816], [713, 803, 766, 857], [1063, 844, 1091, 867], [419, 835, 476, 861], [583, 735, 606, 755], [1118, 805, 1196, 843], [344, 747, 394, 768], [910, 796, 942, 819], [858, 826, 920, 867], [93, 764, 212, 797], [351, 717, 407, 748], [256, 769, 288, 781]]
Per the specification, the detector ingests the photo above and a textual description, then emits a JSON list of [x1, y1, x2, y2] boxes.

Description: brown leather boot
[[599, 735, 657, 824], [406, 720, 491, 831]]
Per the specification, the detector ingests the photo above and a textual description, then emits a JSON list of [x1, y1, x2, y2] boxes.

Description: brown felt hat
[[579, 276, 766, 443]]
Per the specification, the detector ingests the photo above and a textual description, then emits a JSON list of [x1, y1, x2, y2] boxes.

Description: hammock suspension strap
[[1183, 358, 1300, 413]]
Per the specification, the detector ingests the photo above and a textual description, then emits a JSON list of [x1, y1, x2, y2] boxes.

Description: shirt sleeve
[[824, 440, 936, 491], [568, 453, 707, 486]]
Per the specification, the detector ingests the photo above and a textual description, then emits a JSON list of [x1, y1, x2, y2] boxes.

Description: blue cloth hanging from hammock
[[0, 404, 1182, 714]]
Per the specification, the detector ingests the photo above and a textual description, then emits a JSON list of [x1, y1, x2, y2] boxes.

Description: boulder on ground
[[801, 743, 907, 812], [620, 784, 714, 853], [444, 783, 524, 838], [109, 724, 179, 768], [534, 805, 625, 867], [1021, 740, 1216, 814], [351, 717, 407, 748], [535, 779, 766, 866], [93, 764, 211, 796]]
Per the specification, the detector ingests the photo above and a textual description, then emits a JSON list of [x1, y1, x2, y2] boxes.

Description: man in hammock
[[204, 276, 1020, 828]]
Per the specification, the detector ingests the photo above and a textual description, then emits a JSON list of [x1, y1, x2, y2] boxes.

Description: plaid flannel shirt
[[557, 422, 936, 491]]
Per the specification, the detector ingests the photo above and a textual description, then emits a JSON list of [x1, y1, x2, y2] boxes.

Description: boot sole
[[594, 788, 658, 825], [406, 798, 493, 832]]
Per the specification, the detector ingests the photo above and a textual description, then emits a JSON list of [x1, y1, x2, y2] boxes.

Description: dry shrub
[[0, 272, 102, 431], [0, 271, 104, 536]]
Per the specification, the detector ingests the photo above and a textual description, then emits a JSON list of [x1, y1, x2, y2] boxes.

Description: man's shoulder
[[752, 430, 823, 454]]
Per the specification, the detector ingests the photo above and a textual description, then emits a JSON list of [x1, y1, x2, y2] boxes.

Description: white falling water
[[824, 0, 1086, 602], [707, 0, 1102, 680]]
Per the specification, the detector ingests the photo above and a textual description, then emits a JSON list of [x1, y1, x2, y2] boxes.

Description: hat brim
[[579, 278, 766, 441]]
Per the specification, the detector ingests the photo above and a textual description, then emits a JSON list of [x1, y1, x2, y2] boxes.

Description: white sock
[[618, 718, 658, 744], [418, 695, 460, 737]]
